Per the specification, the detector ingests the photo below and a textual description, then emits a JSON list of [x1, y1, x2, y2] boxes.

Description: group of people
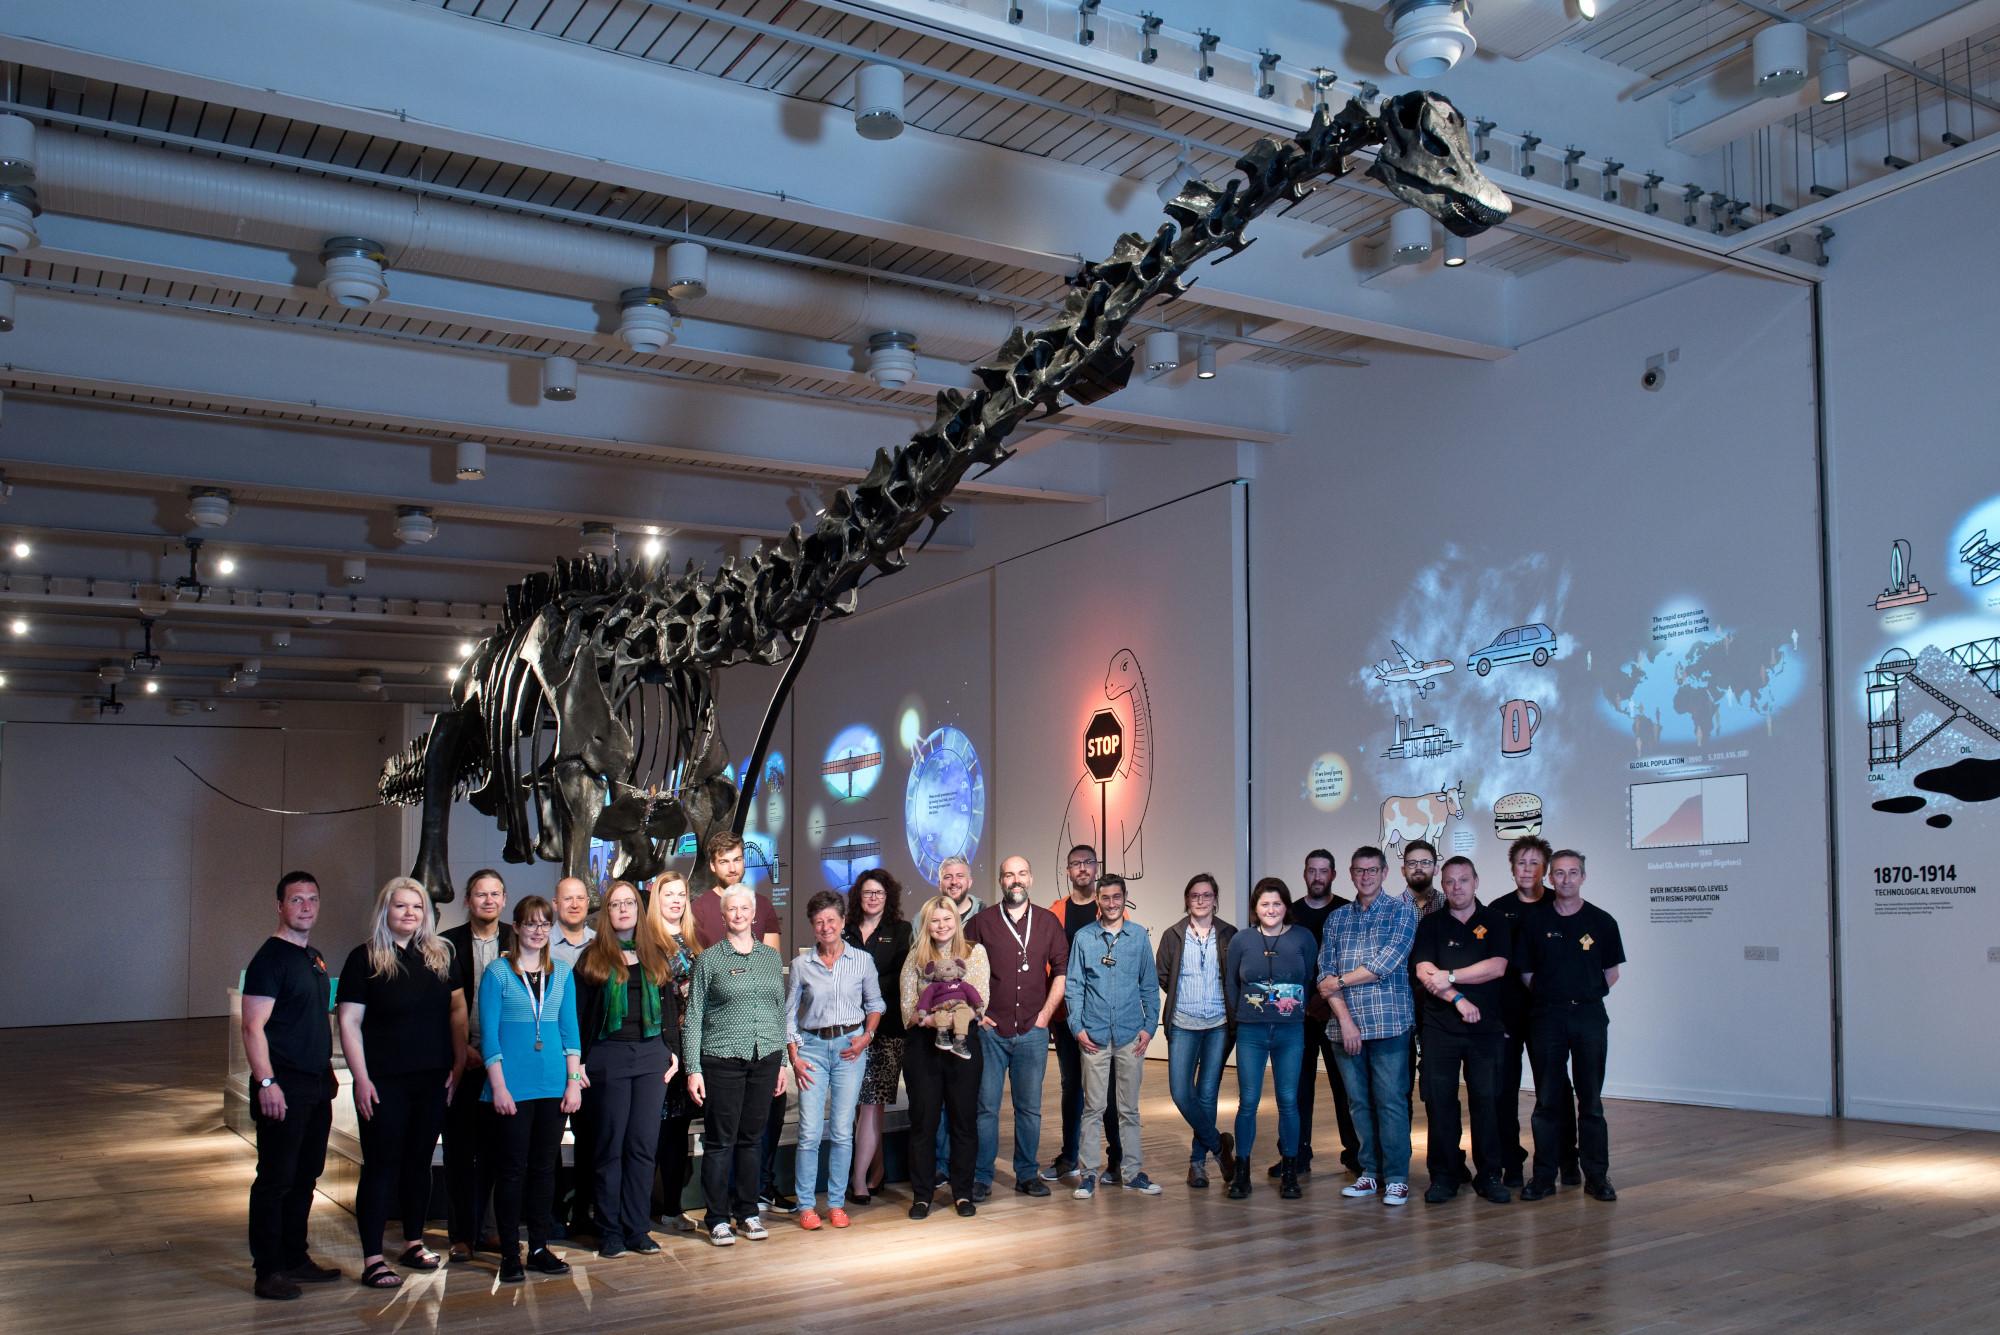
[[240, 831, 1623, 1299]]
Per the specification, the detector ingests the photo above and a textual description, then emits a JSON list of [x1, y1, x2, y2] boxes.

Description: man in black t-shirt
[[1410, 857, 1512, 1204], [1041, 845, 1122, 1182], [1282, 848, 1360, 1180], [241, 870, 339, 1301], [1491, 835, 1576, 1187], [1514, 850, 1625, 1203]]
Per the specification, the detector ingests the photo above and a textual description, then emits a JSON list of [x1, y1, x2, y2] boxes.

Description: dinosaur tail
[[378, 727, 432, 806]]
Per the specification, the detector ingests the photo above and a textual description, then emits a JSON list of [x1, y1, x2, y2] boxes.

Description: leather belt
[[804, 1023, 861, 1039]]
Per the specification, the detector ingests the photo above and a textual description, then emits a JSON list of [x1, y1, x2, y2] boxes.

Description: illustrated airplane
[[1374, 639, 1456, 698]]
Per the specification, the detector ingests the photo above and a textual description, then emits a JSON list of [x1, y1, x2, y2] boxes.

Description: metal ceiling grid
[[1809, 24, 2000, 140]]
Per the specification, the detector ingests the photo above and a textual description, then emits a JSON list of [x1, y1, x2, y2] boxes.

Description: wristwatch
[[258, 1076, 276, 1089], [1447, 970, 1457, 986]]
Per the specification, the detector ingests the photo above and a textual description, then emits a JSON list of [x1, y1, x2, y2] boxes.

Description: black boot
[[1227, 1161, 1252, 1200], [1279, 1157, 1302, 1200]]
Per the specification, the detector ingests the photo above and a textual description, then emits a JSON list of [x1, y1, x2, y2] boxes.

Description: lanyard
[[523, 969, 546, 1051], [1000, 905, 1034, 972], [1186, 924, 1212, 978]]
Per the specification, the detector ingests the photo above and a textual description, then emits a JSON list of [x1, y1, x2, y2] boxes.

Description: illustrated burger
[[1493, 791, 1543, 840]]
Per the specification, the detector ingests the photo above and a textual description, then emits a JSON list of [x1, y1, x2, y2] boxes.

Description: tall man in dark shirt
[[442, 868, 512, 1261], [1042, 844, 1122, 1182], [1411, 856, 1512, 1204], [1282, 848, 1360, 1180], [1515, 850, 1625, 1203], [1492, 835, 1576, 1187], [241, 870, 340, 1300], [966, 855, 1067, 1200]]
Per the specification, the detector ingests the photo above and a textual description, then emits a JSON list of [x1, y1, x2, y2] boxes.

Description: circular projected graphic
[[905, 725, 986, 885], [820, 832, 883, 891], [823, 725, 884, 802], [1305, 752, 1351, 813]]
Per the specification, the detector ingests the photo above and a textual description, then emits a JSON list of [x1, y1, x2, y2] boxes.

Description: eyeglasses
[[1350, 866, 1384, 877], [1067, 860, 1097, 870], [1187, 891, 1217, 901], [518, 920, 552, 933], [1404, 859, 1436, 870]]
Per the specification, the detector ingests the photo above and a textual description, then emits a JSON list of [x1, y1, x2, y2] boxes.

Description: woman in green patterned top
[[683, 884, 789, 1247]]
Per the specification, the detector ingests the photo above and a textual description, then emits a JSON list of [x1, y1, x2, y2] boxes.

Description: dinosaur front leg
[[554, 757, 610, 884]]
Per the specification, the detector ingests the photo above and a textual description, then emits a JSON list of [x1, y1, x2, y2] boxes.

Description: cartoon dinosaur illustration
[[1057, 648, 1152, 880]]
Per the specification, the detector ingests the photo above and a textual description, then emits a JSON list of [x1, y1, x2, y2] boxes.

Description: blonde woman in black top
[[336, 876, 459, 1289]]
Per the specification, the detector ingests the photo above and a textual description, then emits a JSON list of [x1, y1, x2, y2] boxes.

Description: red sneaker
[[797, 1209, 823, 1231], [827, 1208, 851, 1228]]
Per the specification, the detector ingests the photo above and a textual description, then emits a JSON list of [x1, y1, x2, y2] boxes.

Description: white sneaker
[[1341, 1176, 1379, 1198], [1383, 1183, 1410, 1207], [736, 1215, 769, 1240], [707, 1222, 736, 1247]]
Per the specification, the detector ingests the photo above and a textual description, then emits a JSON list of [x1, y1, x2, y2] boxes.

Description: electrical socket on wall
[[1743, 945, 1780, 961]]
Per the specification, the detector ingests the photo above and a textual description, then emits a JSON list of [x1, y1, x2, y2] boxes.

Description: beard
[[1405, 873, 1433, 895], [1004, 887, 1029, 906]]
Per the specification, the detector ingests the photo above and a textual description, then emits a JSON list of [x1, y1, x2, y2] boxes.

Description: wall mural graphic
[[1057, 648, 1153, 880], [906, 725, 987, 884], [1379, 781, 1466, 860]]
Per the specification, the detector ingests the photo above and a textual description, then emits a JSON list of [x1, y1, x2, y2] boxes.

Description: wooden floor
[[4, 1020, 1996, 1334]]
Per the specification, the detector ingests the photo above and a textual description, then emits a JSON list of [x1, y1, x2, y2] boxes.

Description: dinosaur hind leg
[[411, 708, 474, 903]]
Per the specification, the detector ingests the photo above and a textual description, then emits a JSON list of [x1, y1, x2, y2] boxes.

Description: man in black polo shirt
[[241, 870, 340, 1300], [1411, 856, 1512, 1204], [1281, 848, 1360, 1180], [1491, 835, 1576, 1187], [1515, 849, 1624, 1203]]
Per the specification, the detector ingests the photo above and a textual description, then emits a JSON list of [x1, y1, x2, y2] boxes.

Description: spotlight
[[455, 440, 487, 480], [187, 487, 234, 529], [1196, 341, 1217, 380], [0, 184, 37, 256], [1143, 329, 1181, 373], [318, 237, 389, 307], [342, 557, 368, 584], [0, 277, 13, 332], [394, 506, 437, 545], [617, 288, 677, 354], [665, 241, 710, 301], [144, 679, 160, 694], [9, 616, 26, 635], [855, 63, 905, 140], [1443, 233, 1468, 267], [216, 556, 237, 576], [270, 629, 292, 648], [1819, 44, 1850, 104], [1384, 0, 1477, 78], [542, 355, 578, 401], [0, 114, 36, 187], [867, 332, 918, 389], [1575, 0, 1598, 18], [579, 523, 618, 560], [1389, 206, 1434, 265], [9, 537, 27, 558], [1754, 22, 1809, 99], [0, 672, 7, 687], [447, 663, 460, 682], [1155, 148, 1192, 205], [458, 640, 476, 658], [642, 534, 665, 560]]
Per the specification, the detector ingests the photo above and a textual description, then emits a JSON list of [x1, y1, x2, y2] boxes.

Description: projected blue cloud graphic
[[905, 725, 986, 885], [823, 724, 884, 802]]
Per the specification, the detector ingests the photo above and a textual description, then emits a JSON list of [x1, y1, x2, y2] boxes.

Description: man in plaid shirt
[[1315, 846, 1419, 1206]]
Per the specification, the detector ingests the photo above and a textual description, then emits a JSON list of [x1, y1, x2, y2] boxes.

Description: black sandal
[[396, 1243, 441, 1271], [360, 1261, 402, 1289]]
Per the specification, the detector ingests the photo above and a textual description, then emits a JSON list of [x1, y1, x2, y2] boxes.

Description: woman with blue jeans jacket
[[1155, 874, 1238, 1189], [1223, 878, 1316, 1201]]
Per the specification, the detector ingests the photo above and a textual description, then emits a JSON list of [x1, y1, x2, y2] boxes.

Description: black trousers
[[1051, 1021, 1120, 1168], [699, 1052, 782, 1227], [905, 1036, 982, 1201], [756, 1090, 787, 1198], [1420, 1028, 1502, 1187], [1296, 1020, 1361, 1170], [586, 1040, 669, 1246], [559, 1097, 596, 1234], [1502, 1022, 1578, 1178], [248, 1096, 331, 1277], [443, 1069, 497, 1244], [1529, 1003, 1610, 1184], [492, 1096, 565, 1253], [654, 1109, 695, 1217], [354, 1071, 447, 1257]]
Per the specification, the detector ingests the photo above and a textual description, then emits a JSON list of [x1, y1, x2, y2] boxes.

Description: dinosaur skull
[[1368, 91, 1511, 238]]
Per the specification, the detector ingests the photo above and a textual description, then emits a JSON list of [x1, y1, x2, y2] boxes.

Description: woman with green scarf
[[574, 880, 680, 1258]]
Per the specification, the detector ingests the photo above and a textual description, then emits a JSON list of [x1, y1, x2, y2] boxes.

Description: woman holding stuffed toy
[[1222, 878, 1315, 1202], [897, 896, 989, 1220]]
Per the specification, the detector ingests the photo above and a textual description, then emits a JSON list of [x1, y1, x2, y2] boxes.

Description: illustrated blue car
[[1466, 623, 1559, 675]]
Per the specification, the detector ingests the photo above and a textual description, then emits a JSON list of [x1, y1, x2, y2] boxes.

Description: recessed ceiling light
[[216, 556, 238, 576], [144, 679, 160, 694], [8, 616, 25, 635], [9, 538, 27, 559], [458, 640, 476, 658]]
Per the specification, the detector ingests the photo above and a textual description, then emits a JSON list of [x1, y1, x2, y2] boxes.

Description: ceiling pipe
[[30, 133, 1016, 362]]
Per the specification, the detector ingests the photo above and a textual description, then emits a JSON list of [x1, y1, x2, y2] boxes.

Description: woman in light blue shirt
[[1155, 874, 1237, 1189]]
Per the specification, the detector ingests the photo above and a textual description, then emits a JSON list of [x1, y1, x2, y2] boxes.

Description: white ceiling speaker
[[187, 487, 234, 528], [665, 240, 709, 301], [318, 237, 389, 307], [355, 669, 384, 694], [1390, 206, 1435, 266], [1442, 232, 1469, 267], [341, 557, 368, 584], [1754, 22, 1810, 99], [394, 506, 437, 545], [855, 62, 906, 140], [1143, 328, 1181, 373], [454, 439, 486, 481], [542, 355, 578, 401], [579, 522, 619, 560], [0, 183, 38, 257], [618, 288, 678, 354], [168, 697, 196, 716], [1819, 44, 1850, 104], [867, 332, 918, 389], [98, 663, 127, 687], [0, 278, 14, 332], [0, 114, 37, 187], [1385, 0, 1478, 78]]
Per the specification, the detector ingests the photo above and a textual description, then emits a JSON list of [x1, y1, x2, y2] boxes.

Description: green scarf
[[599, 940, 662, 1039]]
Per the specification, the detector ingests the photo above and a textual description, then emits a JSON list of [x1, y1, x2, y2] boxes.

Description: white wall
[[1820, 152, 2000, 1131], [1256, 268, 1834, 1114]]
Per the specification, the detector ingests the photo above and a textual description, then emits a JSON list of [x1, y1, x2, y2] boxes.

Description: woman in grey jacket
[[1155, 874, 1237, 1188]]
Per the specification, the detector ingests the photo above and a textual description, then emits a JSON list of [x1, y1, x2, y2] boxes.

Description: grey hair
[[720, 882, 759, 909]]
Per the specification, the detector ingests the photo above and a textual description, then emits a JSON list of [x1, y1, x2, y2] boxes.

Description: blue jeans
[[792, 1032, 864, 1210], [1232, 1022, 1303, 1164], [1332, 1029, 1413, 1184], [1166, 1024, 1229, 1163], [975, 1026, 1049, 1186]]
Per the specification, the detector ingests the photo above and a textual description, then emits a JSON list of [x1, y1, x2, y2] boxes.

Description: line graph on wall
[[1629, 774, 1750, 850]]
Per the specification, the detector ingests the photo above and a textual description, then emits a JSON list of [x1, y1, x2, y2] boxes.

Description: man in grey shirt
[[550, 877, 596, 971], [783, 891, 885, 1228]]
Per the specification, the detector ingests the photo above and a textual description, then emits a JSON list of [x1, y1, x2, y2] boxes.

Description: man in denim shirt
[[1065, 876, 1161, 1198], [1316, 846, 1419, 1206]]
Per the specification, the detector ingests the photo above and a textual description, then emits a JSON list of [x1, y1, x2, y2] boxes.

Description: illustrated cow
[[1379, 781, 1467, 863]]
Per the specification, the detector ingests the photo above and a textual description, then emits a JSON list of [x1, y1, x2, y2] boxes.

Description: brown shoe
[[1186, 1164, 1209, 1189], [253, 1273, 302, 1301], [1216, 1132, 1237, 1180]]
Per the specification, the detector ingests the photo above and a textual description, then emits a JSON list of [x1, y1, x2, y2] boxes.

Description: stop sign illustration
[[1084, 709, 1123, 782]]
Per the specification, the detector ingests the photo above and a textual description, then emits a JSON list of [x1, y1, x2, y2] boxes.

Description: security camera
[[1641, 366, 1665, 391]]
